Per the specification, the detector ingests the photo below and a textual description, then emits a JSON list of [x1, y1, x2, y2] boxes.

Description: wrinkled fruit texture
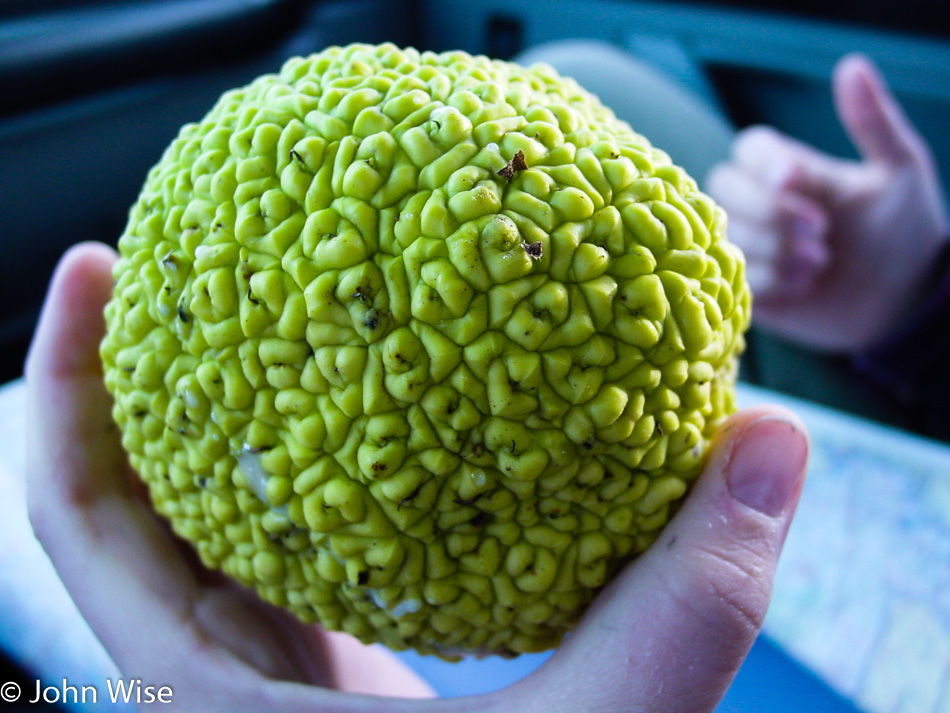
[[101, 43, 750, 658]]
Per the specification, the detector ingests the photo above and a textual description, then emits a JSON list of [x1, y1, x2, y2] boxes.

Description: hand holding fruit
[[92, 44, 758, 657], [27, 241, 807, 712], [25, 42, 809, 713]]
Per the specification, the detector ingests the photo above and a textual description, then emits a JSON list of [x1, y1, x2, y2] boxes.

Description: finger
[[707, 161, 825, 270], [833, 53, 927, 167], [705, 163, 784, 290], [772, 194, 830, 294], [521, 406, 808, 713], [724, 190, 829, 300], [731, 125, 843, 199], [24, 243, 219, 681], [727, 219, 779, 262], [727, 220, 790, 297], [25, 241, 128, 512], [706, 162, 781, 226], [706, 163, 829, 301], [744, 261, 779, 299]]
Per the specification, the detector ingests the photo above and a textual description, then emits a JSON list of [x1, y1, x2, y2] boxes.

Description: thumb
[[834, 52, 925, 166], [522, 406, 808, 713]]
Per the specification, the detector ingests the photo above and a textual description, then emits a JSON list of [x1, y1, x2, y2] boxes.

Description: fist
[[706, 54, 949, 352]]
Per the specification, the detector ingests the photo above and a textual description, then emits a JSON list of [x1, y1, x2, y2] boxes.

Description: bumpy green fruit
[[101, 43, 750, 658]]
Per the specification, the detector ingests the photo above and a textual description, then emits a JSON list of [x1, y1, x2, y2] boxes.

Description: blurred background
[[1, 1, 948, 711]]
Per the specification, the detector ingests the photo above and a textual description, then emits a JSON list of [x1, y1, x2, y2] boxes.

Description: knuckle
[[673, 543, 774, 639], [736, 124, 779, 154]]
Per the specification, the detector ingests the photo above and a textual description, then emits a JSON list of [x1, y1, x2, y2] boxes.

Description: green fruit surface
[[100, 43, 751, 658]]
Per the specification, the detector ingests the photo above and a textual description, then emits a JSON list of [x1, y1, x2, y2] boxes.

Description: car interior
[[1, 1, 947, 710]]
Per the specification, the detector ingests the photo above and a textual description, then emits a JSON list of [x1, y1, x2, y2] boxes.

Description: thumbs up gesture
[[707, 54, 949, 352]]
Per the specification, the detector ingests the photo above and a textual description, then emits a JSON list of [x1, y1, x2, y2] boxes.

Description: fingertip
[[834, 52, 879, 84], [26, 242, 118, 382], [709, 405, 793, 456], [832, 52, 922, 165], [715, 406, 809, 518], [712, 404, 808, 457], [833, 52, 882, 119], [49, 241, 118, 310]]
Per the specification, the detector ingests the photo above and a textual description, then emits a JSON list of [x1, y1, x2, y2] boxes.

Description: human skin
[[26, 242, 808, 712], [706, 53, 950, 353]]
